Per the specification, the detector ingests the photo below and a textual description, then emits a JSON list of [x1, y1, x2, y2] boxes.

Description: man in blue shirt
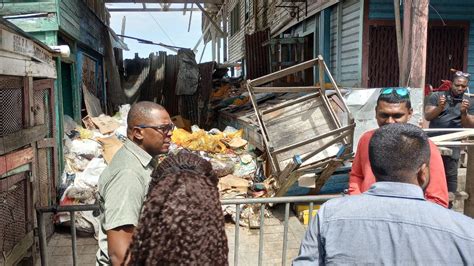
[[294, 123, 474, 265]]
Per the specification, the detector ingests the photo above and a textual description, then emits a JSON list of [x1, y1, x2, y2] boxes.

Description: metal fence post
[[37, 210, 48, 266], [70, 211, 77, 266]]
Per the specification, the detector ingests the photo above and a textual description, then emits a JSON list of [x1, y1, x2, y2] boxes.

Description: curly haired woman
[[125, 150, 228, 265]]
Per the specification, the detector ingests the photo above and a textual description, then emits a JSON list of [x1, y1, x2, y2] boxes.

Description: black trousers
[[442, 155, 458, 193]]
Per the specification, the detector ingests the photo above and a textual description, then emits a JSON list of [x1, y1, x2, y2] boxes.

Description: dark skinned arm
[[461, 99, 474, 128], [107, 225, 135, 266], [424, 95, 446, 121]]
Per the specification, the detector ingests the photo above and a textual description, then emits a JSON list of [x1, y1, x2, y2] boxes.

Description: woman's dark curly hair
[[126, 150, 229, 265]]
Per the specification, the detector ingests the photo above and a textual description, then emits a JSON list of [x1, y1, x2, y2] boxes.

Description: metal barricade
[[36, 195, 339, 266], [222, 194, 340, 266], [36, 204, 100, 266]]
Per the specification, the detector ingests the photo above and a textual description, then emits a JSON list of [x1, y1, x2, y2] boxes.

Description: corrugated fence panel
[[245, 29, 270, 79], [369, 0, 474, 87]]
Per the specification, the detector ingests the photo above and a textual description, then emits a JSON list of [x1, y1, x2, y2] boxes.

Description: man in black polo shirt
[[425, 71, 474, 200]]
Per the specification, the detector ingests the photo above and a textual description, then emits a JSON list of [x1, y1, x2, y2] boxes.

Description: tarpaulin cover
[[175, 49, 199, 95]]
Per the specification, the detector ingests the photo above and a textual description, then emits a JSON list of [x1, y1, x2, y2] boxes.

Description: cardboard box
[[171, 115, 192, 132]]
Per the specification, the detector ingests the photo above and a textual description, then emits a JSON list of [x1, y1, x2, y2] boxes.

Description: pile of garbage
[[170, 125, 272, 228], [57, 105, 130, 237], [57, 102, 270, 233]]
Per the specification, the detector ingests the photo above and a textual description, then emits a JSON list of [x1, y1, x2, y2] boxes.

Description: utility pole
[[400, 0, 429, 88]]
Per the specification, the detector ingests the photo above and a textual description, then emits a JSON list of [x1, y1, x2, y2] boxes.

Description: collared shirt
[[349, 130, 449, 208], [294, 182, 474, 265], [96, 139, 155, 265]]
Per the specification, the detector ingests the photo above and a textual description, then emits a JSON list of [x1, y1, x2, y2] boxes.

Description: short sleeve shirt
[[96, 139, 154, 265], [426, 91, 474, 129]]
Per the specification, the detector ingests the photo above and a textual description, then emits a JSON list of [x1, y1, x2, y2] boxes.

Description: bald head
[[127, 101, 166, 130]]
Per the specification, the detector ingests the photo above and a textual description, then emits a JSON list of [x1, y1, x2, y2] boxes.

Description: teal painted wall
[[369, 0, 474, 86]]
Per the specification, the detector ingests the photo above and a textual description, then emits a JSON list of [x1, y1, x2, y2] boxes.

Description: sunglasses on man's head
[[380, 88, 410, 98], [455, 71, 470, 79], [136, 123, 175, 133]]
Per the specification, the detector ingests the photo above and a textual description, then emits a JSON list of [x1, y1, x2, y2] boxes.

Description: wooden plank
[[275, 131, 351, 196], [3, 230, 34, 266], [465, 138, 474, 218], [253, 86, 321, 93], [0, 164, 30, 180], [262, 93, 320, 115], [0, 147, 34, 176], [248, 58, 320, 87], [430, 130, 474, 143], [314, 159, 342, 194], [7, 15, 59, 32], [37, 138, 56, 149], [273, 124, 355, 154], [107, 0, 222, 2], [0, 125, 48, 154], [0, 2, 56, 15]]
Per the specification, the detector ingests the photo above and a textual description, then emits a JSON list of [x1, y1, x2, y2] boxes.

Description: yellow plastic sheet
[[171, 128, 243, 153]]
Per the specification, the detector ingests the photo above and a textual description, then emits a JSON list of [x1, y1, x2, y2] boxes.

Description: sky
[[107, 3, 213, 62]]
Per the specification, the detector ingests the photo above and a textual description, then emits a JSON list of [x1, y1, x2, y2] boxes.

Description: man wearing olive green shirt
[[96, 101, 174, 266]]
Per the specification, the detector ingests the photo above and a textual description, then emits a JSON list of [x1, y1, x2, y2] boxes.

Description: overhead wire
[[147, 12, 177, 46]]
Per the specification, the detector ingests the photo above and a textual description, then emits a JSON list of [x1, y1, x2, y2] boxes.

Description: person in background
[[425, 71, 474, 203], [349, 88, 448, 207], [125, 151, 228, 265], [294, 123, 474, 265], [96, 101, 174, 265]]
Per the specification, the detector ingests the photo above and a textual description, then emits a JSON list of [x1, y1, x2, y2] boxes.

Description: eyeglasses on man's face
[[136, 123, 175, 134]]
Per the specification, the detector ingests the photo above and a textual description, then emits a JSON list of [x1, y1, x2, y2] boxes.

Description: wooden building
[[0, 0, 126, 179], [0, 18, 57, 265], [217, 0, 474, 88]]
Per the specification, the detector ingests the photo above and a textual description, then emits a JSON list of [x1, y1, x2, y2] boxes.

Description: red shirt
[[349, 130, 449, 208]]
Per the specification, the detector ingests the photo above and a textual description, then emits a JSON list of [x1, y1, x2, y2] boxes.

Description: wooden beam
[[430, 130, 474, 143], [400, 0, 428, 87], [248, 58, 319, 87], [465, 137, 474, 218], [314, 159, 342, 194], [106, 0, 222, 3], [0, 125, 48, 154], [262, 93, 320, 115], [253, 86, 321, 93], [0, 147, 34, 176], [272, 124, 355, 154], [108, 7, 200, 12], [193, 1, 225, 52], [3, 231, 34, 266], [195, 2, 227, 37]]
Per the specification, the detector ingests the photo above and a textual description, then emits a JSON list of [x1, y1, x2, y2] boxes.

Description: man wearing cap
[[425, 71, 474, 201], [349, 88, 449, 208]]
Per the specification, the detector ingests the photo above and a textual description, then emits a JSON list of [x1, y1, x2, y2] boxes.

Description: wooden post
[[223, 2, 228, 62], [393, 0, 403, 80], [400, 0, 429, 88], [465, 143, 474, 218]]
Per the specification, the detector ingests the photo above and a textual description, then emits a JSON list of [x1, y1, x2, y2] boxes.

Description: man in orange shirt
[[349, 88, 449, 207]]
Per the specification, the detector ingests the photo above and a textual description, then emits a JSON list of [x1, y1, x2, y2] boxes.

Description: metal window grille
[[0, 76, 24, 137], [0, 175, 27, 254]]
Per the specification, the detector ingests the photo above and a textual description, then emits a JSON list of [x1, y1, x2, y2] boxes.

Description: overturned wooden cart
[[246, 55, 355, 197]]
